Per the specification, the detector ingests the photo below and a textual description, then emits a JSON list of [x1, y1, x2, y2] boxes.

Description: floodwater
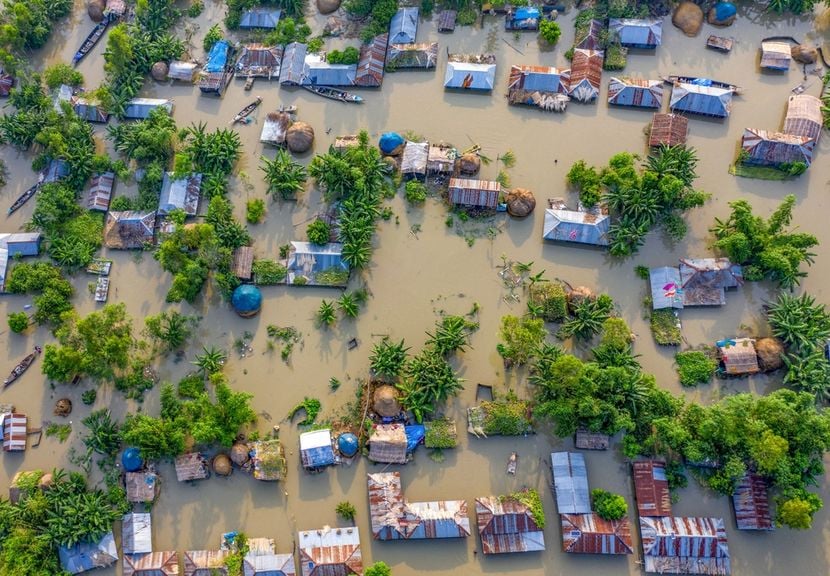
[[2, 2, 830, 574]]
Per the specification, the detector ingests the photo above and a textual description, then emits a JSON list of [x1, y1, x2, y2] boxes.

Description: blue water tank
[[122, 447, 143, 472], [379, 132, 404, 155], [714, 2, 737, 22], [232, 284, 262, 317], [337, 433, 359, 457]]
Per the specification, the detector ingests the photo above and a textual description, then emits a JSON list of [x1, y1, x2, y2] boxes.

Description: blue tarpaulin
[[379, 132, 404, 154], [122, 447, 143, 472], [405, 425, 425, 452], [714, 2, 736, 22], [513, 7, 540, 20], [205, 40, 229, 73], [691, 78, 713, 87]]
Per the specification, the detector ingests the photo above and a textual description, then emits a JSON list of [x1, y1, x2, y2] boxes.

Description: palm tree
[[370, 338, 409, 381], [260, 151, 307, 200], [768, 292, 830, 353], [192, 346, 227, 376], [338, 292, 360, 318], [317, 300, 337, 327], [426, 316, 472, 356]]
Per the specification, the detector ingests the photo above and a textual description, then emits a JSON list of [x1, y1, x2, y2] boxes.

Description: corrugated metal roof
[[475, 496, 545, 554], [389, 7, 419, 44], [444, 62, 496, 90], [607, 77, 663, 108], [122, 513, 152, 555], [298, 527, 362, 576], [123, 551, 179, 576], [355, 34, 387, 87], [239, 7, 282, 29], [2, 413, 26, 451], [508, 65, 565, 94], [387, 42, 438, 69], [784, 94, 823, 142], [0, 249, 7, 293], [280, 43, 308, 85], [236, 45, 283, 78], [169, 61, 199, 81], [159, 173, 202, 216], [244, 552, 296, 576], [286, 241, 348, 286], [73, 98, 110, 123], [300, 429, 336, 468], [232, 246, 254, 280], [87, 172, 115, 211], [575, 19, 603, 50], [679, 258, 742, 306], [649, 113, 688, 147], [303, 55, 357, 86], [543, 208, 610, 246], [563, 49, 603, 102], [732, 474, 774, 531], [448, 178, 501, 208], [123, 98, 173, 119], [506, 7, 540, 29], [575, 429, 609, 450], [640, 517, 731, 575], [184, 550, 229, 575], [670, 83, 732, 118], [609, 18, 662, 48], [633, 460, 672, 517], [551, 452, 591, 514], [175, 453, 209, 482], [437, 10, 456, 32], [0, 232, 42, 257], [44, 159, 70, 183], [401, 141, 428, 175], [59, 532, 118, 574], [104, 211, 156, 249], [561, 513, 633, 555], [760, 42, 791, 70], [741, 128, 814, 167], [650, 266, 684, 310]]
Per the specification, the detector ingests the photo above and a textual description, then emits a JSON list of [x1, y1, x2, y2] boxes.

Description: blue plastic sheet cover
[[205, 40, 230, 73], [405, 425, 425, 452], [513, 7, 540, 20], [691, 78, 713, 87]]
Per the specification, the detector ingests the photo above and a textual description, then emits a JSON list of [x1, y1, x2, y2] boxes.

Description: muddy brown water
[[2, 2, 830, 574]]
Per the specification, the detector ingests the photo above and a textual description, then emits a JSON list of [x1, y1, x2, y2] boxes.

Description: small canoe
[[302, 84, 363, 104], [72, 20, 110, 66], [661, 75, 743, 95], [706, 35, 733, 53], [244, 76, 255, 90], [507, 451, 517, 475], [230, 96, 263, 124], [7, 183, 39, 215], [4, 346, 41, 388], [94, 277, 110, 302]]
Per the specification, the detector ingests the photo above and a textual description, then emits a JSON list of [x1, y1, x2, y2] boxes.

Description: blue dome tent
[[232, 285, 262, 317], [122, 447, 143, 472], [337, 433, 359, 457]]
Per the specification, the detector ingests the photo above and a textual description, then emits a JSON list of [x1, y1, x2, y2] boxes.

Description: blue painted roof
[[513, 7, 540, 20], [239, 7, 282, 29], [543, 208, 610, 246], [59, 533, 117, 574], [389, 7, 419, 44], [444, 62, 496, 90], [300, 429, 336, 468], [607, 78, 663, 108], [609, 18, 662, 47], [523, 70, 562, 92], [302, 57, 356, 86], [670, 83, 732, 118], [279, 42, 307, 85], [649, 266, 684, 310], [205, 40, 230, 73]]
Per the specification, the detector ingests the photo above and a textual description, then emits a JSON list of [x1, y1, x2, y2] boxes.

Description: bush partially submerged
[[675, 350, 717, 387]]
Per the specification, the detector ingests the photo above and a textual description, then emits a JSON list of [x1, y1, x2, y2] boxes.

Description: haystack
[[151, 62, 169, 82], [54, 399, 72, 416], [460, 153, 480, 175], [568, 286, 595, 311], [88, 0, 105, 22], [287, 122, 314, 153], [373, 385, 401, 418], [755, 337, 785, 372], [506, 188, 536, 218], [231, 443, 250, 466], [317, 0, 341, 14], [672, 2, 703, 36], [39, 472, 54, 490], [791, 45, 818, 64], [213, 454, 232, 476]]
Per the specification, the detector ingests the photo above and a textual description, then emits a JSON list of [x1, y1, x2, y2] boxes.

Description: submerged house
[[285, 241, 349, 287], [448, 178, 502, 209], [125, 470, 159, 503], [280, 42, 308, 85], [0, 70, 13, 97], [387, 43, 438, 70], [444, 61, 496, 91], [679, 258, 743, 307], [427, 144, 457, 175], [300, 429, 336, 472], [401, 141, 428, 180], [575, 18, 603, 50], [542, 203, 610, 247], [640, 517, 731, 575], [609, 18, 662, 49], [169, 61, 200, 82], [243, 538, 296, 576], [183, 550, 230, 576], [560, 514, 633, 555], [0, 233, 42, 292], [158, 173, 203, 216], [239, 7, 282, 29], [250, 439, 287, 481], [649, 113, 688, 147], [368, 423, 409, 464], [505, 7, 540, 31], [563, 49, 603, 103], [59, 532, 118, 574], [717, 337, 759, 376], [783, 94, 823, 143], [607, 77, 663, 109], [123, 98, 173, 120], [73, 97, 110, 123], [760, 41, 791, 70], [551, 452, 591, 514], [669, 83, 733, 118], [122, 513, 152, 555], [260, 112, 292, 146], [298, 527, 362, 576], [368, 471, 470, 540], [740, 128, 814, 168], [475, 494, 546, 554], [732, 473, 774, 531], [649, 266, 684, 310], [632, 460, 672, 517], [437, 9, 456, 32], [200, 40, 232, 95], [2, 413, 27, 451], [236, 45, 283, 79], [122, 551, 179, 576], [355, 34, 388, 87], [175, 453, 209, 482], [232, 246, 254, 281], [302, 54, 357, 86], [575, 429, 609, 450], [507, 65, 569, 112], [103, 211, 156, 249], [388, 7, 419, 44], [86, 172, 115, 212]]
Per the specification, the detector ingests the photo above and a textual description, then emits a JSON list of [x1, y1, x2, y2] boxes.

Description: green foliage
[[365, 562, 392, 576], [144, 311, 196, 352], [316, 266, 350, 286], [189, 373, 257, 446], [558, 295, 614, 341], [424, 418, 457, 448], [591, 489, 627, 520], [650, 309, 681, 346], [81, 410, 121, 456], [108, 107, 177, 167], [262, 16, 311, 44], [289, 397, 322, 426], [600, 317, 632, 350], [566, 160, 602, 207], [634, 264, 650, 280], [317, 300, 337, 327], [43, 63, 83, 89], [370, 338, 409, 381], [712, 195, 817, 289], [122, 412, 186, 460], [203, 23, 222, 51], [765, 0, 826, 13], [307, 219, 331, 245], [781, 348, 830, 403], [260, 150, 307, 200], [0, 0, 70, 51], [335, 501, 357, 521], [246, 198, 266, 224], [480, 392, 532, 436], [187, 0, 204, 16], [192, 346, 227, 375], [528, 281, 568, 323], [507, 488, 545, 528], [0, 527, 63, 576], [404, 180, 428, 204], [675, 350, 717, 387], [345, 0, 398, 41], [177, 373, 206, 398], [113, 359, 156, 401], [603, 43, 627, 70], [31, 183, 104, 269], [398, 348, 463, 423], [776, 489, 822, 529], [5, 262, 74, 326], [538, 20, 561, 45], [768, 293, 830, 355], [267, 325, 302, 361], [327, 47, 360, 65], [252, 260, 287, 285], [497, 315, 547, 366], [7, 311, 28, 333], [81, 389, 97, 405], [45, 423, 71, 443]]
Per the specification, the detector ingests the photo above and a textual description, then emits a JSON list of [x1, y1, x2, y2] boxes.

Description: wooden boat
[[706, 35, 733, 53], [4, 347, 41, 388], [660, 75, 743, 95], [94, 277, 110, 302], [278, 104, 297, 114], [507, 452, 517, 474], [244, 76, 254, 90], [7, 183, 39, 215], [301, 85, 363, 104], [72, 20, 110, 66], [230, 96, 263, 124]]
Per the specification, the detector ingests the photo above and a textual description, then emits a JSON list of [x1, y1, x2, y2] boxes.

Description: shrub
[[566, 160, 602, 207], [498, 315, 547, 366], [529, 282, 568, 323], [424, 418, 457, 448], [592, 489, 627, 520], [187, 0, 204, 17], [650, 309, 681, 346], [246, 198, 266, 224], [203, 24, 222, 51], [81, 389, 97, 405], [538, 20, 561, 45], [7, 311, 28, 333], [365, 562, 392, 576], [43, 63, 83, 89], [482, 394, 532, 436], [327, 47, 360, 65], [252, 260, 287, 285], [335, 501, 357, 521], [404, 180, 427, 204], [307, 219, 331, 245], [600, 317, 632, 351], [675, 350, 717, 387]]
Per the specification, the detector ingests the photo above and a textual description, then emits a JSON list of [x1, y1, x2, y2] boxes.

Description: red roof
[[732, 474, 774, 531], [560, 513, 633, 555], [633, 460, 672, 517]]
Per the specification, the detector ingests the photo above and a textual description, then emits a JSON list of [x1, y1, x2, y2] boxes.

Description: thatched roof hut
[[717, 337, 760, 376], [213, 454, 233, 476], [368, 424, 408, 464], [175, 453, 209, 482], [373, 385, 401, 418], [286, 122, 314, 153], [125, 470, 159, 503], [784, 94, 823, 143], [231, 443, 250, 466]]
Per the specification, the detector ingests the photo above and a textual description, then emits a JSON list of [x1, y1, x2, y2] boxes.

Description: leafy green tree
[[203, 23, 222, 51], [192, 346, 227, 376], [370, 338, 409, 380], [260, 150, 307, 200], [188, 373, 256, 447], [364, 562, 392, 576], [121, 413, 186, 460], [497, 315, 547, 366], [404, 180, 427, 203], [7, 311, 29, 333], [776, 490, 823, 529], [675, 350, 717, 387], [246, 198, 266, 224], [307, 219, 331, 245], [144, 311, 197, 352], [0, 527, 63, 576], [317, 300, 337, 327], [767, 292, 830, 354], [398, 348, 463, 422], [591, 489, 627, 520], [81, 410, 121, 456], [326, 47, 359, 65], [335, 501, 357, 521], [43, 63, 83, 89], [558, 295, 614, 340], [538, 20, 561, 45]]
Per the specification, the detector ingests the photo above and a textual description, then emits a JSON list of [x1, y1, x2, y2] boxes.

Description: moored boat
[[7, 183, 39, 215], [706, 35, 733, 53], [72, 20, 110, 66], [661, 75, 743, 95], [230, 96, 263, 124], [301, 84, 363, 104], [507, 451, 517, 474], [4, 346, 41, 388]]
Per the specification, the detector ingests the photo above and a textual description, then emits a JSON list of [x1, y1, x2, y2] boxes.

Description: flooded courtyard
[[2, 2, 830, 575]]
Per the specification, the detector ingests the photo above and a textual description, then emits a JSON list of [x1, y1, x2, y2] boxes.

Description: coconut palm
[[558, 297, 612, 341], [768, 292, 830, 353], [370, 338, 410, 380], [426, 315, 472, 356], [338, 292, 360, 318], [260, 151, 307, 200], [782, 349, 830, 403], [81, 410, 121, 456], [317, 300, 337, 327], [192, 346, 227, 375]]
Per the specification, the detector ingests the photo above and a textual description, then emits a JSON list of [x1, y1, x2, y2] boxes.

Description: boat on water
[[72, 20, 110, 66], [231, 96, 263, 124], [507, 451, 517, 474], [301, 85, 363, 104], [706, 35, 733, 53], [4, 346, 41, 388], [661, 75, 743, 94], [7, 183, 39, 215], [94, 277, 110, 303]]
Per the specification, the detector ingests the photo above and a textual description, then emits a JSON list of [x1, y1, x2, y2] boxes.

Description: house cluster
[[649, 258, 743, 310]]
